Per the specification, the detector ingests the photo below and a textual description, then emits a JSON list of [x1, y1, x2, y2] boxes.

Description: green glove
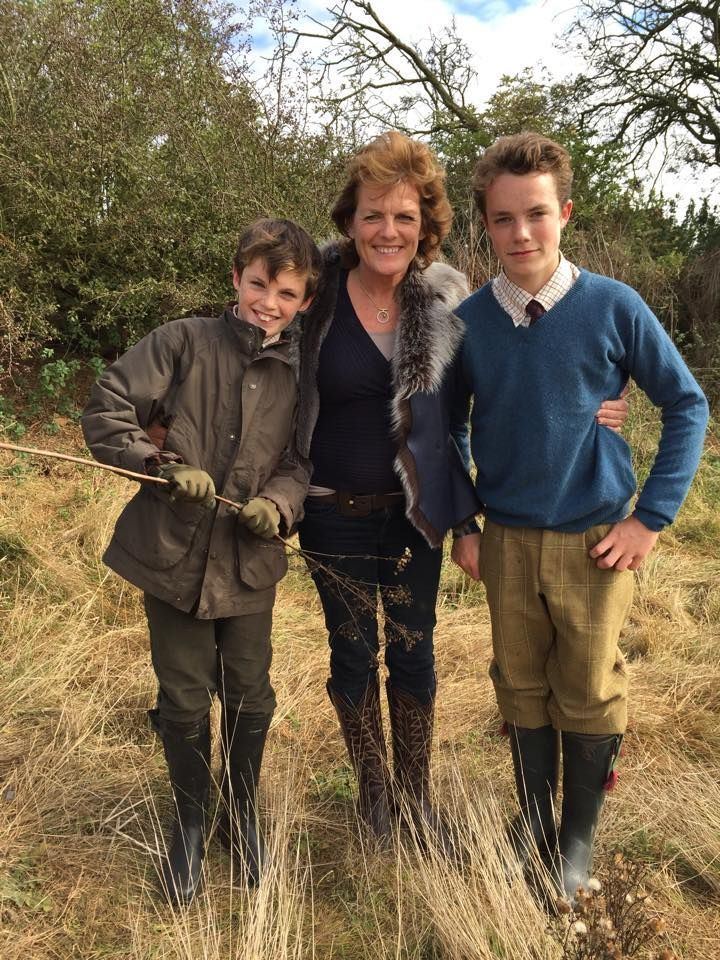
[[158, 463, 216, 509], [238, 497, 281, 539]]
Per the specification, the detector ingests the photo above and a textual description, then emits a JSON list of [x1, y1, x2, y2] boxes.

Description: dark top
[[309, 273, 401, 493]]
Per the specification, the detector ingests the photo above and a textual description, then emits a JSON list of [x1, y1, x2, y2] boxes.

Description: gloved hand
[[237, 497, 281, 539], [157, 463, 216, 509]]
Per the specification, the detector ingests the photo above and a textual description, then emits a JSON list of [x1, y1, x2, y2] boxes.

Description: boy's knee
[[221, 676, 276, 716], [149, 690, 212, 728]]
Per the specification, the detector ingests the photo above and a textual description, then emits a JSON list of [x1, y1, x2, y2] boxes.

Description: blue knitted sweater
[[454, 271, 709, 532]]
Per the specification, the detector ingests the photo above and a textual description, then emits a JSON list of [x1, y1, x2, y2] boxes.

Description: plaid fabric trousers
[[481, 519, 633, 734]]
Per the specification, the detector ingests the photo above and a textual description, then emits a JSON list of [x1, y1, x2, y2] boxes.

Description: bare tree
[[568, 1, 720, 169], [289, 0, 481, 135]]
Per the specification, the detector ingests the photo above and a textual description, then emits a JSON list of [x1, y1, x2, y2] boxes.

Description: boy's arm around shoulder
[[81, 323, 186, 474]]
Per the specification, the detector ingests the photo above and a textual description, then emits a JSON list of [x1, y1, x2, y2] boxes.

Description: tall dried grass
[[1, 406, 719, 958]]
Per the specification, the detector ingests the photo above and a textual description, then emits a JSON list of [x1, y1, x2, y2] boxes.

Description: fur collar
[[393, 260, 468, 397]]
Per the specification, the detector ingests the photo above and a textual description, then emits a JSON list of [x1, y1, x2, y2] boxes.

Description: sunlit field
[[1, 399, 718, 959]]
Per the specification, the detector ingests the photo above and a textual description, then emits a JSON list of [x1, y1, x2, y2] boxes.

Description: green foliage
[[0, 0, 340, 373], [311, 765, 355, 803], [0, 852, 54, 914], [0, 396, 26, 439], [37, 349, 81, 399]]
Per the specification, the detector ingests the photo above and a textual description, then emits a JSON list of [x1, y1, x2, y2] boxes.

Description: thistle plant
[[554, 853, 677, 959]]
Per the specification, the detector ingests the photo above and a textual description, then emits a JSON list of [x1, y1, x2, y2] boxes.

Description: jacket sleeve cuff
[[451, 516, 481, 540], [144, 449, 183, 476]]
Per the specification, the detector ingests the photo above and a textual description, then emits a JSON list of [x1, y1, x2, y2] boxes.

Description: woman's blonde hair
[[331, 131, 452, 268]]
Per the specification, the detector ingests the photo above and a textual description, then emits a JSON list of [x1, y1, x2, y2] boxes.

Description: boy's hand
[[451, 532, 482, 581], [158, 463, 216, 508], [589, 515, 659, 571], [237, 498, 281, 539], [595, 385, 630, 433]]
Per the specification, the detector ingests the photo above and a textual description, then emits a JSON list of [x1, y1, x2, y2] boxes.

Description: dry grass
[[1, 405, 719, 959]]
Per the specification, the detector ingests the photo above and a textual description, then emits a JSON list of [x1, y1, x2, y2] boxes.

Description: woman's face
[[348, 180, 424, 282]]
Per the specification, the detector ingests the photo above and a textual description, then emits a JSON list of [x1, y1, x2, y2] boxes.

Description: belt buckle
[[338, 492, 372, 517]]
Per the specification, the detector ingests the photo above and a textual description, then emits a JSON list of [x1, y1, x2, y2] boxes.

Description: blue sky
[[449, 0, 536, 20]]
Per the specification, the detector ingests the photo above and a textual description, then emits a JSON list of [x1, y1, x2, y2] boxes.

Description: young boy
[[451, 133, 709, 900], [82, 219, 321, 906]]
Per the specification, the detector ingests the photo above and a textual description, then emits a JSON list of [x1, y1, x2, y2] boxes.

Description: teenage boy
[[451, 133, 708, 901], [82, 219, 322, 906]]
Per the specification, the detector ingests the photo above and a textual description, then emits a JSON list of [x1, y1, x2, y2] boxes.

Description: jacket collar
[[223, 303, 302, 379]]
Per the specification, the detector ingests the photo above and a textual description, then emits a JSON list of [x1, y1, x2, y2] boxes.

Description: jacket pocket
[[236, 526, 288, 590], [113, 487, 208, 570]]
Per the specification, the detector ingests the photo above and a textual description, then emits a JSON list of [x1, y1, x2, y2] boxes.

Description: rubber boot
[[386, 681, 456, 860], [557, 731, 622, 902], [508, 724, 559, 872], [327, 677, 392, 846], [159, 715, 211, 907], [218, 708, 272, 887]]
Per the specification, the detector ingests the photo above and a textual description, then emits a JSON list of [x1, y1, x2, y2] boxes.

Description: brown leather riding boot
[[386, 681, 456, 859], [327, 677, 392, 846]]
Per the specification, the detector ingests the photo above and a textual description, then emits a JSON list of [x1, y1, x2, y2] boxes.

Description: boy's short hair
[[233, 218, 322, 298], [472, 133, 573, 215]]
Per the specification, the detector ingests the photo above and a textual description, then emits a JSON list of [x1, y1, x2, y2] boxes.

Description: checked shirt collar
[[492, 254, 580, 328]]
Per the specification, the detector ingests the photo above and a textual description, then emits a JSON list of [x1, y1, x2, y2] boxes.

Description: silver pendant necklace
[[355, 274, 392, 324]]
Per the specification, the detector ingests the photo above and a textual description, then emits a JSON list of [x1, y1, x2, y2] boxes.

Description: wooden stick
[[0, 441, 244, 511], [0, 443, 414, 636]]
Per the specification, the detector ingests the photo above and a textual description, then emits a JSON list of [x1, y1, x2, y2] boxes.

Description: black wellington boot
[[387, 682, 457, 861], [327, 677, 393, 847], [218, 708, 272, 887], [557, 731, 622, 902], [160, 715, 211, 907], [508, 724, 559, 872]]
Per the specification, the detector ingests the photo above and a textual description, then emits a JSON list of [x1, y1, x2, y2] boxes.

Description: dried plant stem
[[0, 441, 413, 641], [0, 440, 244, 511]]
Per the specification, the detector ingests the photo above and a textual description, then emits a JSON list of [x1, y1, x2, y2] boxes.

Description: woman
[[295, 131, 626, 849]]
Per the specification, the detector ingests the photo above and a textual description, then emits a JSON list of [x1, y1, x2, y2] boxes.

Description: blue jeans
[[298, 498, 442, 705]]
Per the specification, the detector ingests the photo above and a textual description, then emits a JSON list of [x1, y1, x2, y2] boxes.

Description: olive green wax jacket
[[82, 307, 309, 618]]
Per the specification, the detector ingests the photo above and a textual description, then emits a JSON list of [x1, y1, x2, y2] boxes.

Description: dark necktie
[[525, 299, 545, 326]]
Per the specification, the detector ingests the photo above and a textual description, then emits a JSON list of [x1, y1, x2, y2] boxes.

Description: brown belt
[[311, 491, 405, 517]]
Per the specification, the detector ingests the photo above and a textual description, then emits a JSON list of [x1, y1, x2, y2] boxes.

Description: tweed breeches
[[481, 520, 633, 734]]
